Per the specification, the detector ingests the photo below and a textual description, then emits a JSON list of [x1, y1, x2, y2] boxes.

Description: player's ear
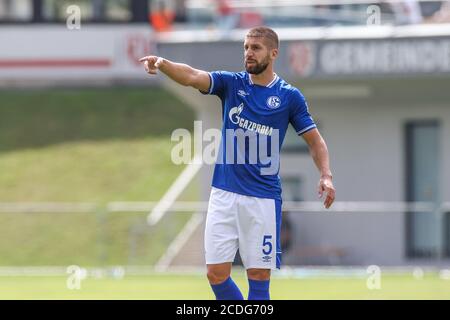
[[271, 48, 279, 60]]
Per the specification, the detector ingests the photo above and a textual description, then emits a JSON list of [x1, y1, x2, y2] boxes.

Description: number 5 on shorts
[[262, 235, 273, 255]]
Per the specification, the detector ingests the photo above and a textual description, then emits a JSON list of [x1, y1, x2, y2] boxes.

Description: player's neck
[[249, 69, 276, 87]]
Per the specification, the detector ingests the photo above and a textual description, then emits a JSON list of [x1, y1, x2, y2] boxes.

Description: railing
[[0, 201, 448, 268]]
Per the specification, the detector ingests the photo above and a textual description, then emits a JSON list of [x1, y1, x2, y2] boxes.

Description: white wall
[[0, 25, 156, 84]]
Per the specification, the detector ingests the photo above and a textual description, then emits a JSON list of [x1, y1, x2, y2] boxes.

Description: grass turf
[[0, 87, 197, 266], [0, 272, 448, 300]]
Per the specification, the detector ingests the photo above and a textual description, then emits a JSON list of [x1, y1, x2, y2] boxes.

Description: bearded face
[[245, 54, 270, 75], [244, 37, 273, 75]]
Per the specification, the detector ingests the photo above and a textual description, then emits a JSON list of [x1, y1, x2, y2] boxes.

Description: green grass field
[[0, 272, 449, 300], [0, 87, 195, 202], [0, 88, 197, 266]]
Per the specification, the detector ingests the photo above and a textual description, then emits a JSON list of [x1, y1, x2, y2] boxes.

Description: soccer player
[[139, 26, 335, 300]]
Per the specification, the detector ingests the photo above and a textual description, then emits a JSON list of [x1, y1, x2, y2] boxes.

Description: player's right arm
[[138, 56, 211, 93]]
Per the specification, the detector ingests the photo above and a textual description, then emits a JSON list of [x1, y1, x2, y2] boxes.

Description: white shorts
[[204, 187, 282, 270]]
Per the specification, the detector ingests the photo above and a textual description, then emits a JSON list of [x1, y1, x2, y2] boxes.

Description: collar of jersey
[[248, 72, 279, 88]]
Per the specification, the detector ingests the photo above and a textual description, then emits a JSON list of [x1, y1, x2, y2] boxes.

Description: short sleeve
[[289, 89, 316, 135], [200, 71, 235, 98]]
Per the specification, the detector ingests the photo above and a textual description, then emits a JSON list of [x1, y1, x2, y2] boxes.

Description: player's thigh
[[237, 196, 281, 270], [204, 187, 239, 264]]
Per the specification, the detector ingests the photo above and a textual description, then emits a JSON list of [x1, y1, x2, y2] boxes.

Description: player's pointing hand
[[139, 56, 164, 75]]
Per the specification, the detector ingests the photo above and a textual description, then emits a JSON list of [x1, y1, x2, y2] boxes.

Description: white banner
[[0, 25, 156, 82]]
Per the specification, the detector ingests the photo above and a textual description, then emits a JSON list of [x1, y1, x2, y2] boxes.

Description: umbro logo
[[238, 90, 250, 98]]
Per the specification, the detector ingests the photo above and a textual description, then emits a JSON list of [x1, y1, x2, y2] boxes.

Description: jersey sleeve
[[200, 71, 235, 99], [289, 89, 317, 135]]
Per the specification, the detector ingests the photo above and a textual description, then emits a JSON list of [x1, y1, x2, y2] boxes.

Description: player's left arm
[[302, 128, 335, 209]]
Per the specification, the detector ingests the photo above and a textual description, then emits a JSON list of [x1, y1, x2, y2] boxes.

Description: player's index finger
[[155, 57, 163, 67], [138, 56, 149, 62]]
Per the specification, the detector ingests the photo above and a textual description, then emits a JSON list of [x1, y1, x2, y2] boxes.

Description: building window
[[405, 121, 442, 258]]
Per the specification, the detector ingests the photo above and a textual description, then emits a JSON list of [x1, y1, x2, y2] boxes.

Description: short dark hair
[[246, 26, 279, 50]]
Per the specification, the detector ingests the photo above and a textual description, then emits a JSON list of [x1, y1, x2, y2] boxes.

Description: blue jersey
[[202, 71, 316, 200]]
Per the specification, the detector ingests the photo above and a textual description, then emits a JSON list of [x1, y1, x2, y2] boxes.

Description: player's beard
[[245, 55, 270, 75]]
